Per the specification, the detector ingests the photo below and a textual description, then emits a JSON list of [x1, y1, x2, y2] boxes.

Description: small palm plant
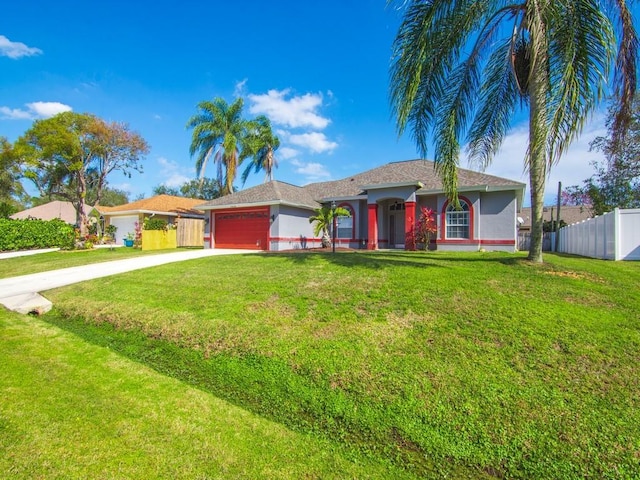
[[309, 205, 351, 248]]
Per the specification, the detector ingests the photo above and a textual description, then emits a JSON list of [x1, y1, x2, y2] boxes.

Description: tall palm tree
[[241, 115, 281, 185], [186, 97, 248, 195], [390, 0, 637, 262]]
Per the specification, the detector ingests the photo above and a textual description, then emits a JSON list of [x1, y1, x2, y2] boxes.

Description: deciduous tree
[[17, 112, 148, 231]]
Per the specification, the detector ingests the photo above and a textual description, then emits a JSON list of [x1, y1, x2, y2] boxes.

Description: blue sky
[[0, 1, 622, 206]]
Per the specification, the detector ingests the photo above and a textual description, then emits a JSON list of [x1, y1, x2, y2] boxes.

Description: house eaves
[[360, 181, 424, 191], [104, 209, 203, 218], [317, 195, 367, 204], [197, 200, 320, 212]]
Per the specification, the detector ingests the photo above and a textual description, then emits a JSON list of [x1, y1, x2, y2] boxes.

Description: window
[[446, 200, 470, 239], [336, 205, 354, 239]]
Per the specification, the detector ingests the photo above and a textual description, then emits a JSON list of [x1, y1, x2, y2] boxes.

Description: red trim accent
[[437, 239, 515, 246], [440, 196, 474, 241], [404, 201, 416, 250], [480, 239, 516, 245], [367, 204, 378, 250]]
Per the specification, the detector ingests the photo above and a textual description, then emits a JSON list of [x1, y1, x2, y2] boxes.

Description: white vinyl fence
[[557, 208, 640, 260]]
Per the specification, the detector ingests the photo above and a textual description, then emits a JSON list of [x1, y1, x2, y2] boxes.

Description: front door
[[389, 212, 406, 248]]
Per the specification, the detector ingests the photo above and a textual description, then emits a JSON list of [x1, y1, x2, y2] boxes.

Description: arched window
[[337, 204, 354, 239], [445, 200, 470, 239]]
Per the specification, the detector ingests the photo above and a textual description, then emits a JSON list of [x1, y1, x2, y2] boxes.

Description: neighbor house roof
[[99, 194, 205, 217], [197, 159, 526, 211], [10, 200, 86, 224], [519, 205, 592, 230]]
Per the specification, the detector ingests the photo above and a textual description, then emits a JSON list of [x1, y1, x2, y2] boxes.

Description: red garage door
[[214, 208, 270, 250]]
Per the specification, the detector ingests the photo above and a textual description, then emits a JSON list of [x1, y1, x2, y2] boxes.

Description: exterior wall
[[269, 205, 318, 251], [428, 191, 518, 252], [478, 191, 518, 251]]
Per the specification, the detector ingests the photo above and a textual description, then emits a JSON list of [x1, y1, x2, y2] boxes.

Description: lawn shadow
[[266, 249, 530, 270]]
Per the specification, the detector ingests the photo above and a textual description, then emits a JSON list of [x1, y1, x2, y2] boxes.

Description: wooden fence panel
[[177, 218, 204, 247]]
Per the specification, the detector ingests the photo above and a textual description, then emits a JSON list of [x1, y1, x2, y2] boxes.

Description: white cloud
[[234, 78, 248, 98], [291, 159, 331, 181], [287, 132, 338, 153], [157, 157, 192, 187], [248, 89, 330, 129], [0, 106, 33, 120], [278, 147, 299, 160], [27, 101, 72, 117], [0, 101, 72, 120], [0, 35, 42, 59]]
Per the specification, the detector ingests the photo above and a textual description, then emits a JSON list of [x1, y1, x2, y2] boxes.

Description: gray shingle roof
[[198, 180, 320, 209], [198, 159, 525, 210]]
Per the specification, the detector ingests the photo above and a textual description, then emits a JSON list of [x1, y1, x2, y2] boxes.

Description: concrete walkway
[[0, 249, 258, 314]]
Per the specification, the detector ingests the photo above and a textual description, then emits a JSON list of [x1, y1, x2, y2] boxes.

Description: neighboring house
[[197, 159, 526, 252], [99, 195, 205, 245], [10, 200, 87, 225], [517, 205, 593, 252], [518, 205, 592, 232]]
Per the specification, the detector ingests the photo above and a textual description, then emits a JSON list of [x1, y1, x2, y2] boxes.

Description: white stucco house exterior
[[196, 159, 526, 252]]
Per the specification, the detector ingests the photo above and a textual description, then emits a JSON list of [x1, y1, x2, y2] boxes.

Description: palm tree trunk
[[526, 7, 549, 263]]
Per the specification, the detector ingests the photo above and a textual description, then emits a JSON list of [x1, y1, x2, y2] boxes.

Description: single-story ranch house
[[99, 195, 205, 245], [197, 159, 527, 252]]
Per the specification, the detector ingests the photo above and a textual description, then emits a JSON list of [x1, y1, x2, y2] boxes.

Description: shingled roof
[[198, 159, 525, 210], [100, 194, 205, 216]]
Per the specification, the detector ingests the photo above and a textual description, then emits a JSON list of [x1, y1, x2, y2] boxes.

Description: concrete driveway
[[0, 248, 258, 314]]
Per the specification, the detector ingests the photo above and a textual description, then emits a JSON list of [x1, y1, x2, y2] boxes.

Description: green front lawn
[[0, 247, 177, 279], [5, 251, 640, 478], [0, 309, 408, 479]]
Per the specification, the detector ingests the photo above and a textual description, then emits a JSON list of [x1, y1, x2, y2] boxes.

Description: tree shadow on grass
[[265, 250, 527, 270]]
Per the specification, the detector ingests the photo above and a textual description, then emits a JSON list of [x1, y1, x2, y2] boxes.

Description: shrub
[[0, 218, 75, 251], [143, 217, 169, 231]]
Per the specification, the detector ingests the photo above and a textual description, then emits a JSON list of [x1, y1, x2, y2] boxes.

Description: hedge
[[0, 218, 76, 251]]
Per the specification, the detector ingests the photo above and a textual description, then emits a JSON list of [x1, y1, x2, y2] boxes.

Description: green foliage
[[0, 218, 75, 251], [565, 95, 640, 215], [308, 205, 351, 247], [241, 115, 280, 184], [153, 177, 222, 200], [0, 201, 19, 219], [0, 136, 25, 205], [142, 217, 169, 231], [16, 112, 148, 231], [186, 97, 249, 195]]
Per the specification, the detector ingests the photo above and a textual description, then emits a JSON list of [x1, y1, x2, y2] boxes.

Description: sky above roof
[[1, 1, 630, 206]]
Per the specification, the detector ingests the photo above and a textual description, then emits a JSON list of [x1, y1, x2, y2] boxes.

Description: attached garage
[[108, 215, 138, 245], [214, 207, 270, 250]]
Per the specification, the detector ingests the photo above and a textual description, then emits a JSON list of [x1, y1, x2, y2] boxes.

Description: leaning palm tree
[[240, 115, 281, 185], [390, 0, 637, 262], [186, 97, 248, 195], [309, 205, 351, 248]]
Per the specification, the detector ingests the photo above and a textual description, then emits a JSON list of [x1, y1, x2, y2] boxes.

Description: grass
[[0, 308, 410, 479], [0, 247, 178, 279], [4, 250, 640, 478]]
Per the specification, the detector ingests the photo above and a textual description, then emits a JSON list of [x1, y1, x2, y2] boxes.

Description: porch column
[[405, 201, 416, 250], [367, 203, 378, 250]]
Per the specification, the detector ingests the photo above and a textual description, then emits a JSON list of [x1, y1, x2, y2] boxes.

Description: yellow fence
[[141, 230, 177, 251]]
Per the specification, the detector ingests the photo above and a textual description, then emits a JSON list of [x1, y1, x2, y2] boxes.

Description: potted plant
[[124, 232, 135, 247]]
